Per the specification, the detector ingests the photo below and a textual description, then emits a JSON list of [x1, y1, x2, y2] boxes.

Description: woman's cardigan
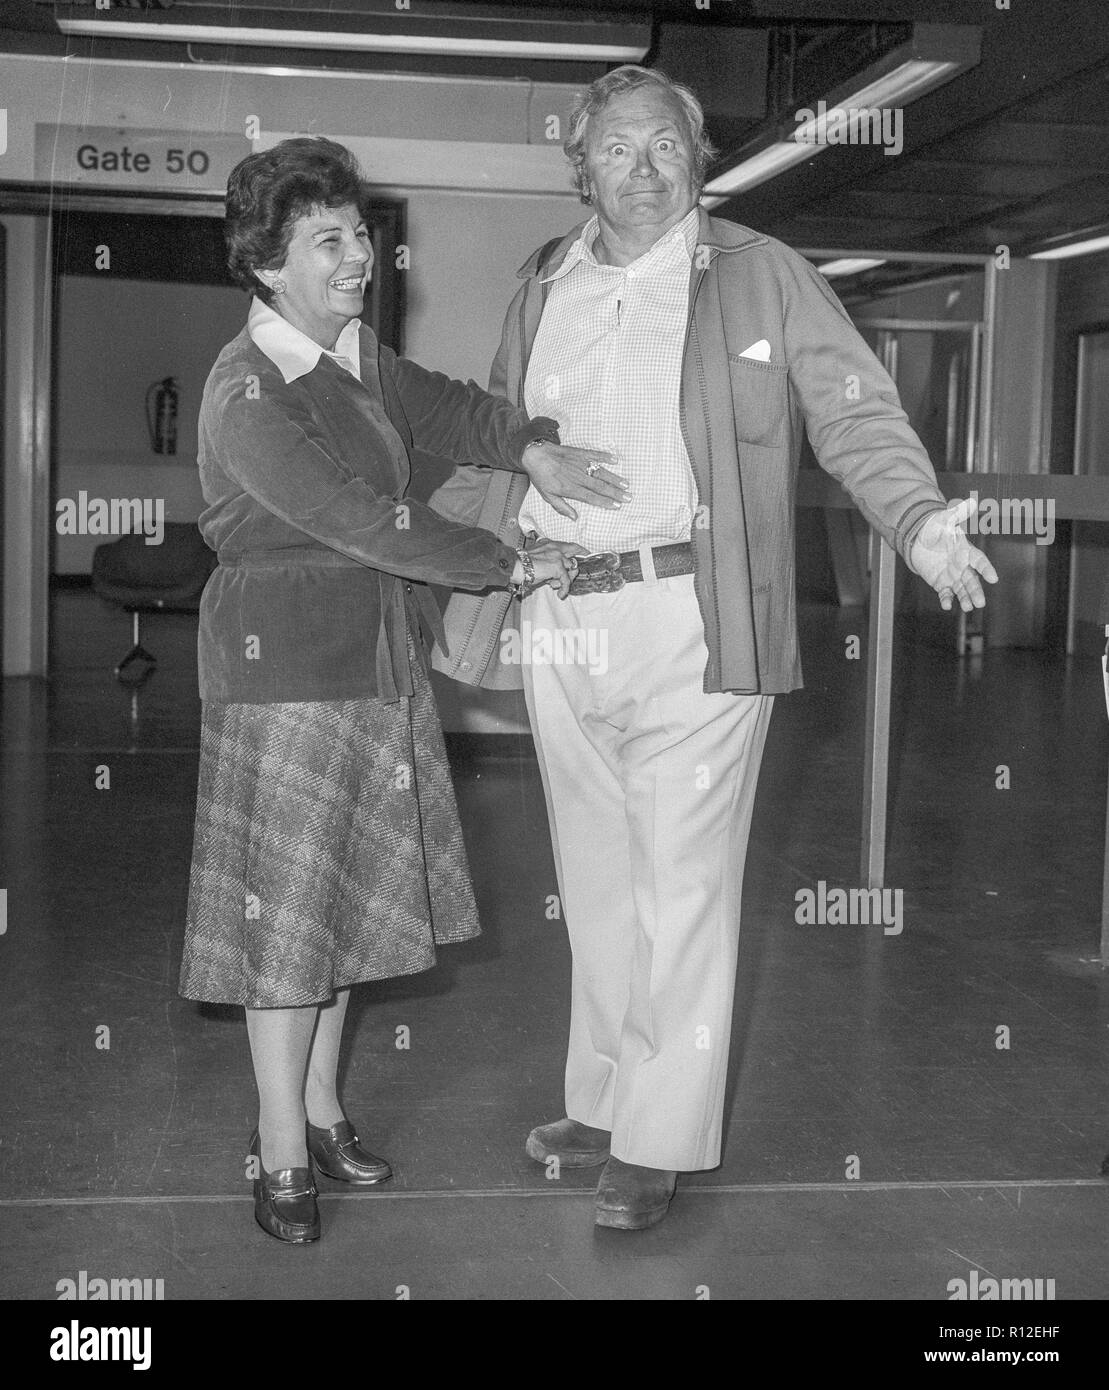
[[196, 321, 557, 704]]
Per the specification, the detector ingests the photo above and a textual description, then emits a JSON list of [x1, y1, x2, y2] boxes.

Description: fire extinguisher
[[146, 376, 178, 456]]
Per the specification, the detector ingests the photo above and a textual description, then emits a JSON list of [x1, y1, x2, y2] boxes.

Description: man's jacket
[[428, 208, 948, 695]]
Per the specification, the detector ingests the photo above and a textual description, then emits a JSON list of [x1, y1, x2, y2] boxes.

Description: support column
[[861, 531, 897, 890], [1, 213, 52, 678]]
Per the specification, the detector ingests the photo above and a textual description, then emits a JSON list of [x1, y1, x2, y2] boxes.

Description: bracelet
[[509, 547, 537, 600]]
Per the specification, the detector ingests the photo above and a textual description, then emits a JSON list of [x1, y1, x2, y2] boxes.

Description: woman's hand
[[521, 442, 631, 520], [510, 538, 588, 599]]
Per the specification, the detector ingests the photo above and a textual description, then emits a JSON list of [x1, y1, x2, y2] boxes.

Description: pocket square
[[738, 338, 772, 362]]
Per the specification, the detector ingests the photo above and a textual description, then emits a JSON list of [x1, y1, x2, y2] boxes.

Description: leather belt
[[567, 541, 694, 595]]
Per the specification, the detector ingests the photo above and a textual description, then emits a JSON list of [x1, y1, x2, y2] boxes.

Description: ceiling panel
[[1008, 66, 1109, 123], [6, 0, 1109, 255], [866, 161, 1083, 200], [914, 124, 1109, 172], [834, 190, 1002, 220], [773, 215, 950, 244], [999, 194, 1109, 230]]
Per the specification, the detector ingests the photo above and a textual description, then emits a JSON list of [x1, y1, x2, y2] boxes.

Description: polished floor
[[1, 586, 1107, 1300]]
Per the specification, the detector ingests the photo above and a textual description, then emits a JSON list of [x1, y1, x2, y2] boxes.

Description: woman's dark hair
[[225, 136, 366, 303]]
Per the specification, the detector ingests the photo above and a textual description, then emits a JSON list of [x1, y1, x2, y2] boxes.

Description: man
[[430, 65, 996, 1229]]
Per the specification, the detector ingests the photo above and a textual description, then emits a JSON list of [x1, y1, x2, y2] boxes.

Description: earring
[[272, 277, 287, 295]]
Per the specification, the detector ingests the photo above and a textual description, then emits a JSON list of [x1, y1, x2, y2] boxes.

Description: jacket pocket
[[727, 355, 789, 448]]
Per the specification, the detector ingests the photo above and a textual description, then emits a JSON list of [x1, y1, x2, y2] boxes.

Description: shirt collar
[[247, 297, 362, 384], [540, 205, 701, 283]]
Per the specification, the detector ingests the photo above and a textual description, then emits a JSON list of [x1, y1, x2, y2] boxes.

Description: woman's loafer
[[249, 1131, 320, 1244], [306, 1119, 392, 1185]]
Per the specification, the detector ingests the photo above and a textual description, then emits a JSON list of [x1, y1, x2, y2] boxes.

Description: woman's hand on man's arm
[[520, 442, 631, 519]]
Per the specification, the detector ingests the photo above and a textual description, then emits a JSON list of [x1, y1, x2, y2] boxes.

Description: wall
[[53, 277, 243, 573], [1050, 248, 1109, 654], [0, 53, 582, 188], [402, 189, 580, 382]]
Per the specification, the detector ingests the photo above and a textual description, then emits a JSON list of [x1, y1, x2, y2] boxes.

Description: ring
[[586, 461, 601, 476]]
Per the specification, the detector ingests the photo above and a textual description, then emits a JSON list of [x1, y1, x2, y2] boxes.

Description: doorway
[[50, 209, 242, 585], [0, 188, 405, 679], [1066, 326, 1109, 654], [861, 320, 982, 473]]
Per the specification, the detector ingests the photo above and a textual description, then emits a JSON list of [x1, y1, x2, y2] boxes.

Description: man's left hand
[[908, 497, 999, 612], [521, 442, 631, 521]]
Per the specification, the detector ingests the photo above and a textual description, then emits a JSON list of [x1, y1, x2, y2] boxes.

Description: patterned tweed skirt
[[179, 633, 480, 1007]]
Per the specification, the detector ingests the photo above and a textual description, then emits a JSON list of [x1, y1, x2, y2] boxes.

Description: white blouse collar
[[247, 297, 362, 384]]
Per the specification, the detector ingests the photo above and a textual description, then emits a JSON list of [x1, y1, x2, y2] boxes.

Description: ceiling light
[[52, 3, 650, 63], [701, 141, 813, 204], [818, 258, 887, 278], [797, 60, 961, 140], [703, 24, 979, 203], [1029, 234, 1109, 261]]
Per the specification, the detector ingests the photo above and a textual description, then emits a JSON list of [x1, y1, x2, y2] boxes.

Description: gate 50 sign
[[77, 144, 213, 176], [36, 126, 249, 190]]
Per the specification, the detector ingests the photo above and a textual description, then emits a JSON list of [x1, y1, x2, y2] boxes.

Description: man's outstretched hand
[[908, 497, 999, 612]]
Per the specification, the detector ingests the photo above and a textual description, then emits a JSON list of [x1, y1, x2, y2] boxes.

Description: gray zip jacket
[[428, 208, 947, 694]]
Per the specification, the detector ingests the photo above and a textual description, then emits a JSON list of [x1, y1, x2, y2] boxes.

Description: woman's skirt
[[179, 632, 480, 1007]]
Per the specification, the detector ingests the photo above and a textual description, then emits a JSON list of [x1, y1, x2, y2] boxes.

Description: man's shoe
[[526, 1118, 611, 1168], [249, 1131, 320, 1244], [306, 1119, 392, 1185], [594, 1156, 676, 1230]]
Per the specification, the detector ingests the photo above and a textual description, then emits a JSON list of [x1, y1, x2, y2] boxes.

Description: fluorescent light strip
[[795, 60, 959, 146], [703, 58, 961, 201], [55, 19, 648, 62], [1030, 234, 1109, 261], [702, 140, 815, 200], [3, 48, 583, 86], [818, 258, 887, 278]]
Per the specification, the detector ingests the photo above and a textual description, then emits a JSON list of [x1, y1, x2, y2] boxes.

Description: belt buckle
[[573, 550, 625, 593]]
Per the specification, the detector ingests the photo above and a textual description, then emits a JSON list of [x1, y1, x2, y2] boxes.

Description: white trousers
[[520, 568, 774, 1171]]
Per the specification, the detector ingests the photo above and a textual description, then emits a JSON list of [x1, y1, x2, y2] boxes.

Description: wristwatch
[[520, 437, 554, 462]]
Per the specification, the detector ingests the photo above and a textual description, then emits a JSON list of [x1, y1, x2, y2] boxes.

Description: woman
[[179, 137, 625, 1244]]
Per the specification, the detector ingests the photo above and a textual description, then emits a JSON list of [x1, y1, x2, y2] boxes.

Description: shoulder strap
[[535, 235, 564, 277], [510, 234, 570, 406]]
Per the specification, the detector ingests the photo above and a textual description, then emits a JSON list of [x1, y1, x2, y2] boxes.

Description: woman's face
[[258, 202, 373, 347]]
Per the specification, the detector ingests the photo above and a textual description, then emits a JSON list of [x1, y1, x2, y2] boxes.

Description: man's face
[[582, 86, 699, 242]]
